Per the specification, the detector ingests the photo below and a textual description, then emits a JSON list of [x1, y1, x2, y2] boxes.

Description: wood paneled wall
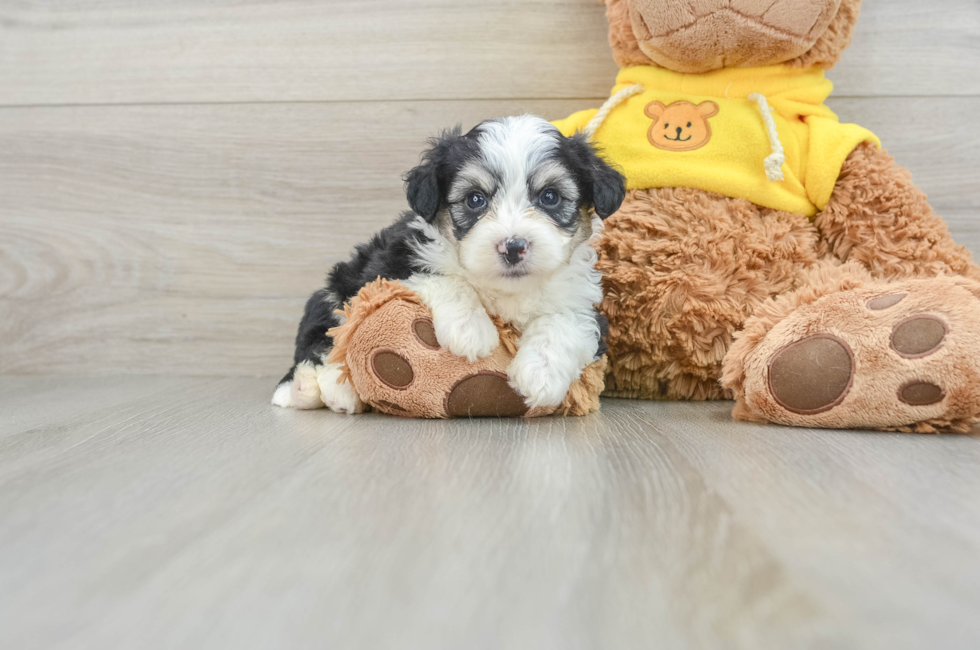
[[1, 1, 978, 376]]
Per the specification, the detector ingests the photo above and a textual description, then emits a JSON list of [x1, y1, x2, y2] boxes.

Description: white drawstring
[[581, 83, 645, 140], [748, 92, 785, 182]]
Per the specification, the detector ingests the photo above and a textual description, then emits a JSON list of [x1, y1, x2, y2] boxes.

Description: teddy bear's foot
[[727, 276, 980, 432], [327, 279, 605, 418]]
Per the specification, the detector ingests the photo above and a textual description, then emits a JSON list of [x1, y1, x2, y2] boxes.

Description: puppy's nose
[[498, 238, 528, 266]]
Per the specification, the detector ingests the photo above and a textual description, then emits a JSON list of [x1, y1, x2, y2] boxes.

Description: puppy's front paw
[[434, 309, 500, 362], [507, 352, 572, 409]]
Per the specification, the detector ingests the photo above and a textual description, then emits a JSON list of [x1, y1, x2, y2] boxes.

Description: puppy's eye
[[465, 191, 487, 210], [539, 189, 560, 207]]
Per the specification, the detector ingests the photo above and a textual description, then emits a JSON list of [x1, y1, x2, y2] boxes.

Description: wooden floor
[[4, 2, 980, 647], [2, 377, 980, 649]]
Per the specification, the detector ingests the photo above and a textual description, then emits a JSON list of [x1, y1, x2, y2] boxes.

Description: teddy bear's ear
[[697, 101, 720, 119], [644, 101, 666, 120]]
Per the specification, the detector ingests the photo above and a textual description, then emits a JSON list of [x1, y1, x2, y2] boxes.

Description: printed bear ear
[[644, 101, 666, 120], [697, 101, 720, 119]]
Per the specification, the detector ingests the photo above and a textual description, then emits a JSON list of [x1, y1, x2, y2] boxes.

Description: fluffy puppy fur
[[273, 115, 625, 413]]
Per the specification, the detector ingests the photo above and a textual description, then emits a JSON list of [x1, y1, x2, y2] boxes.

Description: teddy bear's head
[[604, 0, 862, 73]]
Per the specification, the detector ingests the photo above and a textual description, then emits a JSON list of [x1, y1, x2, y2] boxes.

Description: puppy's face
[[405, 116, 626, 289]]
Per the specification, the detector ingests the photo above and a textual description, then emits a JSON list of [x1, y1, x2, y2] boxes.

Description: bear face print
[[644, 100, 720, 152]]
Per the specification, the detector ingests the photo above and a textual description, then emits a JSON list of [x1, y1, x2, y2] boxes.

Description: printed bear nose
[[676, 126, 683, 135], [500, 238, 528, 265]]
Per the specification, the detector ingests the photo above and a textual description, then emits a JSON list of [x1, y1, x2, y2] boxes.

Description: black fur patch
[[404, 126, 483, 223], [554, 133, 626, 220], [286, 212, 433, 376], [594, 309, 610, 360], [531, 187, 580, 234]]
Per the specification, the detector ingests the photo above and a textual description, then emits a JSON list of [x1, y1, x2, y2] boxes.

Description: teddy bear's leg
[[817, 142, 980, 282], [597, 187, 821, 401], [329, 280, 605, 418], [722, 265, 980, 432]]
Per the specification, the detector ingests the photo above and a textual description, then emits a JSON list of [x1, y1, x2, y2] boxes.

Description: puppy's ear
[[591, 159, 627, 219], [404, 161, 440, 222], [564, 133, 626, 219], [404, 126, 467, 223]]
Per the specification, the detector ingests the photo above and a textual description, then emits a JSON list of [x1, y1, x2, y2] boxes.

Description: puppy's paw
[[272, 362, 325, 410], [317, 363, 366, 414], [507, 352, 573, 409], [434, 309, 500, 362]]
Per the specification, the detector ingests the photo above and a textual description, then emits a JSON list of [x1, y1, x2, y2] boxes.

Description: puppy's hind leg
[[272, 361, 325, 410], [272, 288, 365, 413], [273, 360, 365, 413]]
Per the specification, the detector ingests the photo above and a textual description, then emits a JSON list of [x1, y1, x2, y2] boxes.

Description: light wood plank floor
[[2, 377, 979, 649]]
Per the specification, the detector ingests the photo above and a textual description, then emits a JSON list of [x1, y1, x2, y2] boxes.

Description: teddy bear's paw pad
[[768, 334, 854, 415], [890, 315, 948, 358], [371, 350, 415, 389], [866, 293, 907, 310], [445, 372, 528, 417], [412, 318, 440, 349], [898, 381, 945, 406]]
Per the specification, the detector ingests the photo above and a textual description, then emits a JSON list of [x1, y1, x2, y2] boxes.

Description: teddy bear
[[328, 0, 980, 432]]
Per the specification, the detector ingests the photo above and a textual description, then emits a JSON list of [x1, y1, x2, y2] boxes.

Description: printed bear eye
[[664, 123, 670, 129], [687, 122, 692, 127], [539, 189, 560, 207], [466, 191, 487, 210]]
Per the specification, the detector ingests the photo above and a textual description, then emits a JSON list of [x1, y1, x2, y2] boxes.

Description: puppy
[[272, 114, 625, 413]]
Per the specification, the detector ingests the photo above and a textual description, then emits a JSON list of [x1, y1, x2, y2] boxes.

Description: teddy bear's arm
[[816, 142, 980, 282]]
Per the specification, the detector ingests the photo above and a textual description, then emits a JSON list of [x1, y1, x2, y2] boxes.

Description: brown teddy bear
[[330, 0, 980, 431]]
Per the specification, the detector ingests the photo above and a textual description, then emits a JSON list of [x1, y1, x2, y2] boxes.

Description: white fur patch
[[271, 360, 364, 413], [317, 362, 365, 414], [271, 381, 294, 408], [404, 273, 500, 362], [278, 361, 325, 410]]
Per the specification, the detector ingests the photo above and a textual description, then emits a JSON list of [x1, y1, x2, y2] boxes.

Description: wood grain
[[2, 98, 978, 376], [0, 0, 977, 107], [1, 377, 979, 649]]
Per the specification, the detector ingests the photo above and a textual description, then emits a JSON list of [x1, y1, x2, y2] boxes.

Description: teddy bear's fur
[[330, 0, 980, 430], [593, 0, 980, 431]]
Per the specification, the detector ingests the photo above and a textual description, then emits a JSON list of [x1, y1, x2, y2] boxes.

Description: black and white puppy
[[273, 114, 625, 413]]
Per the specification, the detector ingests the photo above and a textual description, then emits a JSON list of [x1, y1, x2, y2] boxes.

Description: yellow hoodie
[[553, 65, 880, 217]]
